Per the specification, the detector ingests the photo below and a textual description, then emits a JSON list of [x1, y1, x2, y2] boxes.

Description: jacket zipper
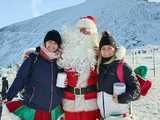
[[49, 63, 54, 111], [29, 87, 36, 102], [102, 92, 106, 119]]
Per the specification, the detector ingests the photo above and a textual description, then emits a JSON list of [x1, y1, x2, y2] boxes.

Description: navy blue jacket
[[98, 60, 140, 104], [6, 53, 63, 112]]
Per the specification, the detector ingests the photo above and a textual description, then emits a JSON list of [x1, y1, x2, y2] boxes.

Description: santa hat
[[134, 66, 152, 96], [76, 16, 98, 34], [136, 75, 152, 96]]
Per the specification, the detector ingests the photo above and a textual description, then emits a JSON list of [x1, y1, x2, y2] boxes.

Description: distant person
[[1, 77, 9, 100]]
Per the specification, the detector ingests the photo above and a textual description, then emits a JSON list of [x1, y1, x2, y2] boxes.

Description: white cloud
[[32, 0, 42, 17]]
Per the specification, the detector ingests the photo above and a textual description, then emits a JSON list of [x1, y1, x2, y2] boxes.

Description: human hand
[[112, 95, 118, 103], [0, 99, 8, 104]]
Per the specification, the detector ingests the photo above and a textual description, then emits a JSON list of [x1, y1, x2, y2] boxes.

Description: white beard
[[57, 26, 97, 87]]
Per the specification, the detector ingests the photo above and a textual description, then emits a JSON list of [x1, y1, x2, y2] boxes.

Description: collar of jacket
[[103, 56, 116, 65]]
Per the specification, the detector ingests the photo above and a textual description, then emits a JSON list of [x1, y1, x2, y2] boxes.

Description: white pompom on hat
[[76, 16, 98, 34]]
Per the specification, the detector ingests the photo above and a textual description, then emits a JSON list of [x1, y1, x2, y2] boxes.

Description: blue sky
[[0, 0, 85, 28]]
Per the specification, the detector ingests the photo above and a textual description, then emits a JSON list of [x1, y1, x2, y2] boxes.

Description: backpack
[[116, 62, 152, 96]]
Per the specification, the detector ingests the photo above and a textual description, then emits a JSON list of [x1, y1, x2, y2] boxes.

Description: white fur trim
[[63, 97, 98, 112], [22, 48, 36, 60], [115, 46, 126, 60], [76, 19, 98, 34]]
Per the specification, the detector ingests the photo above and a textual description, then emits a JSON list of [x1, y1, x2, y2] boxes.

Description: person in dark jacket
[[1, 77, 9, 100], [97, 31, 140, 120], [3, 30, 64, 120]]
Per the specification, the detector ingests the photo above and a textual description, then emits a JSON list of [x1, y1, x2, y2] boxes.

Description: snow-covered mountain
[[0, 0, 160, 66]]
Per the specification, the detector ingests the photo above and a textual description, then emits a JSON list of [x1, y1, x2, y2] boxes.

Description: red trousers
[[64, 110, 100, 120]]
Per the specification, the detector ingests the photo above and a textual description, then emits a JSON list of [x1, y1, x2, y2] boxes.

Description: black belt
[[65, 85, 97, 95]]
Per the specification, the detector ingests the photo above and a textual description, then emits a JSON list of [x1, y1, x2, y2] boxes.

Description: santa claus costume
[[57, 16, 100, 120]]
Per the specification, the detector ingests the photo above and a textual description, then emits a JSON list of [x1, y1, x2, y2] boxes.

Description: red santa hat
[[76, 16, 98, 34]]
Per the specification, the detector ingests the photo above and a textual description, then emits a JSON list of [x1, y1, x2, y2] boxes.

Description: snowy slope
[[0, 0, 160, 66]]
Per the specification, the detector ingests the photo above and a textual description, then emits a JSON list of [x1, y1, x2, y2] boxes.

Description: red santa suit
[[57, 16, 100, 120]]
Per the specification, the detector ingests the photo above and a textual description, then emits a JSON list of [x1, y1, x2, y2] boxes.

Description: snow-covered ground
[[0, 46, 160, 120], [126, 47, 160, 120]]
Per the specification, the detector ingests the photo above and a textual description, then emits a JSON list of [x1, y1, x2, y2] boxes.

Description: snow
[[0, 0, 160, 66]]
